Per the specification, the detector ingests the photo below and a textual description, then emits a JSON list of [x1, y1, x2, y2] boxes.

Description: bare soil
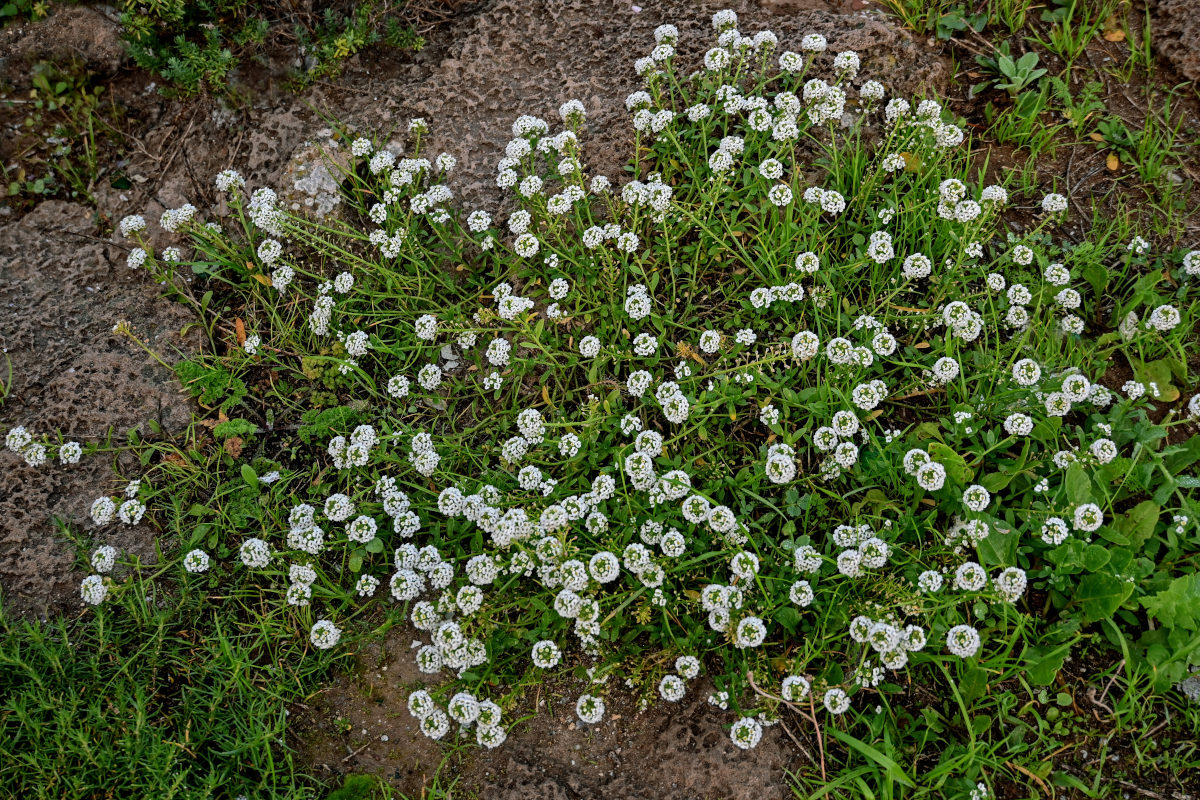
[[293, 627, 797, 800]]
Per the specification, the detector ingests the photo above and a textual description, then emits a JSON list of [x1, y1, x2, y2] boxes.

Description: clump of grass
[[4, 7, 1200, 797], [0, 542, 341, 798]]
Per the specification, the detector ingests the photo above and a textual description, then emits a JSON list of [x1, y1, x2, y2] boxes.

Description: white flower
[[918, 570, 943, 592], [417, 363, 443, 390], [1041, 193, 1068, 214], [946, 624, 981, 658], [415, 314, 438, 341], [117, 499, 145, 525], [183, 549, 210, 573], [659, 674, 686, 702], [575, 694, 605, 724], [87, 496, 115, 527], [730, 717, 762, 749], [1073, 503, 1104, 532], [310, 619, 342, 649], [91, 545, 117, 574], [81, 575, 108, 605], [823, 688, 851, 714], [240, 538, 270, 568], [675, 655, 700, 679]]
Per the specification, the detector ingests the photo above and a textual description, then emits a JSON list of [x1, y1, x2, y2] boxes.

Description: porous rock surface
[[335, 0, 949, 209], [0, 201, 195, 616], [1152, 0, 1200, 82]]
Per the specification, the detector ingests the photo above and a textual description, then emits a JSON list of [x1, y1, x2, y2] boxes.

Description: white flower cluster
[[74, 10, 1200, 760]]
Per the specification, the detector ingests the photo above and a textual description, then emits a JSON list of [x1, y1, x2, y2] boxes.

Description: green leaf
[[365, 537, 384, 554], [928, 442, 970, 483], [1081, 262, 1108, 296], [215, 418, 258, 439], [1162, 435, 1200, 475], [774, 606, 801, 634], [825, 728, 916, 788], [1142, 574, 1200, 631], [1073, 573, 1134, 623], [1114, 501, 1158, 550], [1023, 642, 1072, 685], [240, 464, 259, 488], [959, 664, 988, 705], [1064, 463, 1091, 505], [1082, 544, 1111, 572], [980, 470, 1013, 492], [348, 553, 363, 573], [977, 525, 1017, 567]]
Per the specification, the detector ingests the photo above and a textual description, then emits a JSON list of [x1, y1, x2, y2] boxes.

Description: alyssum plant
[[12, 7, 1199, 763]]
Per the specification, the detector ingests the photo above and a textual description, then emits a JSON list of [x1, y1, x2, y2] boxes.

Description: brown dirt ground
[[293, 627, 798, 800], [1, 0, 1198, 797]]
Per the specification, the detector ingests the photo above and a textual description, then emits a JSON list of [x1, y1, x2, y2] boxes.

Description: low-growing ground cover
[[1, 3, 1199, 799]]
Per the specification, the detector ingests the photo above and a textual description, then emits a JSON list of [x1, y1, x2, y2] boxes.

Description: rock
[[0, 200, 196, 616], [1153, 0, 1200, 81], [6, 6, 125, 76], [277, 129, 352, 219]]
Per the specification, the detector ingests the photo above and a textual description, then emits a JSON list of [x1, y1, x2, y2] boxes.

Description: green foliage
[[974, 44, 1046, 97], [4, 59, 117, 210], [20, 10, 1199, 799], [213, 417, 259, 439], [108, 17, 1200, 795], [116, 0, 424, 95], [324, 775, 381, 800], [174, 356, 249, 412], [881, 0, 1028, 37], [298, 405, 364, 445], [0, 573, 337, 798], [0, 0, 46, 27]]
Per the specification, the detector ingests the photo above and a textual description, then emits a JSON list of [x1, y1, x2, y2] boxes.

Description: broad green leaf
[[1082, 544, 1110, 572], [1064, 463, 1091, 505], [774, 606, 801, 633], [1023, 642, 1072, 685], [977, 525, 1016, 567], [1114, 500, 1158, 550], [240, 464, 259, 488], [1074, 573, 1133, 623], [929, 442, 970, 483], [980, 470, 1013, 492]]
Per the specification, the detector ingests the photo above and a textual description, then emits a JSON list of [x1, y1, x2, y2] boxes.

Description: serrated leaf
[[1143, 575, 1200, 634]]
